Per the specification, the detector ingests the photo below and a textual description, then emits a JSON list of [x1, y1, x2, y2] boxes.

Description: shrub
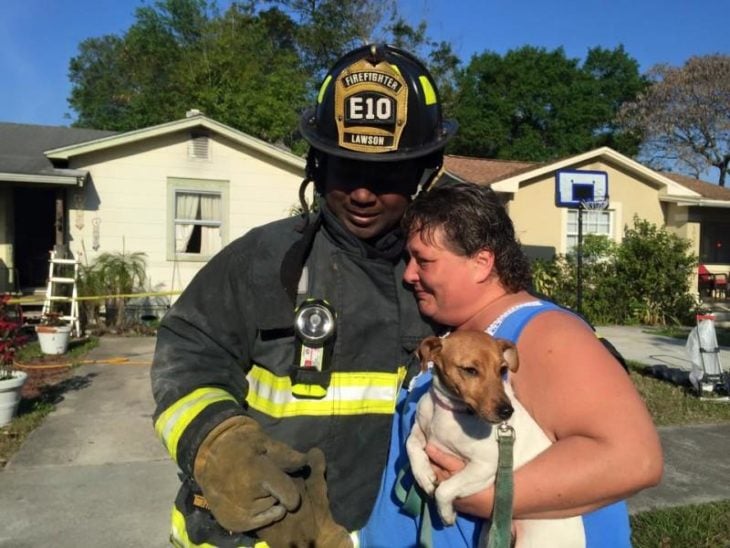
[[0, 295, 28, 378], [531, 217, 697, 326]]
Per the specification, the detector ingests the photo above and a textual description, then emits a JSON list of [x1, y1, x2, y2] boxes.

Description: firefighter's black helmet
[[299, 44, 457, 163]]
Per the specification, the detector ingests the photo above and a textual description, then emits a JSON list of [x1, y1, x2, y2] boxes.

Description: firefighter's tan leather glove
[[256, 447, 352, 548], [194, 415, 308, 532]]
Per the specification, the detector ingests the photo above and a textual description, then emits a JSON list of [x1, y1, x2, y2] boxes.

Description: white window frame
[[565, 207, 613, 252], [167, 178, 229, 262]]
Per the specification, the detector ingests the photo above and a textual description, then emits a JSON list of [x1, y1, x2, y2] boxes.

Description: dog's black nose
[[497, 404, 513, 420]]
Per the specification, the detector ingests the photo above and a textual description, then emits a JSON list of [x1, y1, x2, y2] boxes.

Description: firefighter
[[151, 43, 457, 547]]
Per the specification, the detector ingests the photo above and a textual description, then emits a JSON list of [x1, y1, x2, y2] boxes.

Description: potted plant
[[0, 294, 28, 426], [36, 311, 72, 355]]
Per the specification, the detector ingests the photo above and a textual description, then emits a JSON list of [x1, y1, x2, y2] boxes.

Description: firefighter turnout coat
[[151, 204, 434, 540]]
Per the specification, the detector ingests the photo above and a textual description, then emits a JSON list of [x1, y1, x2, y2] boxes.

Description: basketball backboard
[[555, 169, 609, 208]]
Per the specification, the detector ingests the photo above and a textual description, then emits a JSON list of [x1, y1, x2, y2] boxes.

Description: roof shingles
[[0, 122, 116, 175], [444, 154, 730, 201]]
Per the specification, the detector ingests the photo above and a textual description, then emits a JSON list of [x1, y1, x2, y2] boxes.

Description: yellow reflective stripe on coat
[[170, 505, 358, 548], [246, 365, 406, 418], [155, 387, 237, 461]]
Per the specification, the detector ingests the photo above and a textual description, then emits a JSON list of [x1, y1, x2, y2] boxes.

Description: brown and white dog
[[406, 330, 585, 547]]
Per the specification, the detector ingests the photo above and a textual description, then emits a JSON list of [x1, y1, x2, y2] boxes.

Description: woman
[[360, 182, 662, 547]]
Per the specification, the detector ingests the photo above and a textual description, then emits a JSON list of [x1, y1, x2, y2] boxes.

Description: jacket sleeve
[[151, 236, 256, 476]]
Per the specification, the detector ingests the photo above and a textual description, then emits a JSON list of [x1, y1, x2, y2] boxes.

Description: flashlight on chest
[[294, 299, 336, 372], [291, 299, 336, 399]]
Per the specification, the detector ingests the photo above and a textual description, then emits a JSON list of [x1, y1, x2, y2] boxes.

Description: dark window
[[700, 221, 730, 263]]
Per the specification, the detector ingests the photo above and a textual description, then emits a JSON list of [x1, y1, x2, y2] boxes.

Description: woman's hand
[[426, 444, 494, 519]]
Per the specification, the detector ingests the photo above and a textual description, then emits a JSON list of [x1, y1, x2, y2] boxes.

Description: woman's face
[[403, 226, 486, 327]]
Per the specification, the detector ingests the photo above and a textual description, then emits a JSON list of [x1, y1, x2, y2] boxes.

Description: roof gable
[[45, 114, 305, 172], [443, 147, 729, 204]]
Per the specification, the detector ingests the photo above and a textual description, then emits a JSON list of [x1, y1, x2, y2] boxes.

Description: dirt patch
[[13, 360, 73, 399]]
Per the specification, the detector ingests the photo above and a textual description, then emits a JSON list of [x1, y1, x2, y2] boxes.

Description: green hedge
[[531, 217, 697, 326]]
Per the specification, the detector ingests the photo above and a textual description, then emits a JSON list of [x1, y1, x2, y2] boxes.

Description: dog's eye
[[460, 366, 479, 377]]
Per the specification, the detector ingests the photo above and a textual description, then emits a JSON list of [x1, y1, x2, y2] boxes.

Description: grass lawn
[[629, 362, 730, 426], [628, 354, 730, 546], [631, 500, 730, 548]]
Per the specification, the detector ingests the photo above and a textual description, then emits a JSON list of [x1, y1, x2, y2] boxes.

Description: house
[[444, 148, 730, 283], [0, 112, 306, 306], [2, 114, 728, 314]]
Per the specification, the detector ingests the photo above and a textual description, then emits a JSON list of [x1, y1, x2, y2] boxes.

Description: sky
[[0, 0, 727, 127]]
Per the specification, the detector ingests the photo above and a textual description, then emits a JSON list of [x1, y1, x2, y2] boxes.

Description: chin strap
[[487, 422, 515, 548]]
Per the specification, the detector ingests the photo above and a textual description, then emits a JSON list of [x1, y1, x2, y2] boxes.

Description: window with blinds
[[566, 208, 612, 251]]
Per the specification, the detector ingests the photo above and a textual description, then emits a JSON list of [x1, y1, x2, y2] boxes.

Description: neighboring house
[[0, 111, 305, 302], [0, 122, 116, 291], [444, 147, 730, 280], [2, 113, 728, 309]]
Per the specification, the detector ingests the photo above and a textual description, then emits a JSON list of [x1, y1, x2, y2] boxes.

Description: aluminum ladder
[[41, 250, 81, 338]]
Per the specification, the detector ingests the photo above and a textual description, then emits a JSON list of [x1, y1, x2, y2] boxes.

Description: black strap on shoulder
[[280, 215, 322, 307]]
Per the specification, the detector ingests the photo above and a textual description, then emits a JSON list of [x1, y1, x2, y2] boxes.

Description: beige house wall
[[66, 131, 302, 294], [664, 202, 701, 259]]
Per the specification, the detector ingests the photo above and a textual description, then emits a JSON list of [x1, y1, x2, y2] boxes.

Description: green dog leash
[[395, 422, 515, 548], [487, 422, 515, 548]]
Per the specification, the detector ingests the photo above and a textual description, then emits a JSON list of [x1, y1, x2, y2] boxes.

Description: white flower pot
[[36, 325, 72, 355], [0, 370, 28, 427]]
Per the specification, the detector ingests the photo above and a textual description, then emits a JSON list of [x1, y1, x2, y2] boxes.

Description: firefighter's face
[[323, 156, 422, 241]]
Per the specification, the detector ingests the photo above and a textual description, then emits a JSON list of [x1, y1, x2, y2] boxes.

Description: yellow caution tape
[[78, 357, 152, 366], [16, 357, 152, 368], [7, 290, 182, 306]]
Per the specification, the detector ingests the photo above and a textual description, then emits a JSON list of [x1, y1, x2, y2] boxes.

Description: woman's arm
[[427, 311, 663, 519]]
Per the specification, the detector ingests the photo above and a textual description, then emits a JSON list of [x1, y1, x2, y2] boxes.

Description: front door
[[14, 186, 57, 289]]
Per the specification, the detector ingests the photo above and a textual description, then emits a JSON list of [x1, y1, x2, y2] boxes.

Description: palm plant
[[92, 251, 148, 329]]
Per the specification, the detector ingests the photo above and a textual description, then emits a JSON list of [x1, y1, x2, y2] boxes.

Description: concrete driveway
[[0, 330, 728, 547]]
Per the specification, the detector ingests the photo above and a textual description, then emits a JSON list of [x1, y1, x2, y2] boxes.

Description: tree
[[68, 0, 310, 146], [450, 45, 646, 161], [67, 0, 452, 150], [618, 54, 730, 186], [264, 0, 397, 79]]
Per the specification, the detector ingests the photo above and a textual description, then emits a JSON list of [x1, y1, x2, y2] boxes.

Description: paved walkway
[[0, 329, 728, 546]]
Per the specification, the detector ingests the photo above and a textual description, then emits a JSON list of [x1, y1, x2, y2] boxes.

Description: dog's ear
[[417, 336, 443, 368], [496, 339, 519, 373]]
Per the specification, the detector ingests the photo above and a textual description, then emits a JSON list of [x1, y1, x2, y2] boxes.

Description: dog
[[406, 330, 585, 547]]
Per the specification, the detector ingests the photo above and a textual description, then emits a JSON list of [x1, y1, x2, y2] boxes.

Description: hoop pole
[[577, 204, 584, 315]]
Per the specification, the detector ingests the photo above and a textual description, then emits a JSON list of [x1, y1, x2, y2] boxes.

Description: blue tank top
[[358, 300, 631, 548]]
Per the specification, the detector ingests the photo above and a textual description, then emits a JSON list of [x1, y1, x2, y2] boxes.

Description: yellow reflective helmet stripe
[[155, 388, 237, 462], [419, 75, 437, 105], [246, 365, 406, 418], [317, 74, 333, 104]]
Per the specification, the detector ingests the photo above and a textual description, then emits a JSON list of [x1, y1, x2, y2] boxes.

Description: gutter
[[0, 170, 88, 187]]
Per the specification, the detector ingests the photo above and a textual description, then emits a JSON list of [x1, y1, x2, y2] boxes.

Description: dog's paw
[[435, 498, 457, 526], [412, 467, 437, 496]]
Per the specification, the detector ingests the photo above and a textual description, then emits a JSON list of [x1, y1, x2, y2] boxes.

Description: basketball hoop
[[580, 198, 609, 211]]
